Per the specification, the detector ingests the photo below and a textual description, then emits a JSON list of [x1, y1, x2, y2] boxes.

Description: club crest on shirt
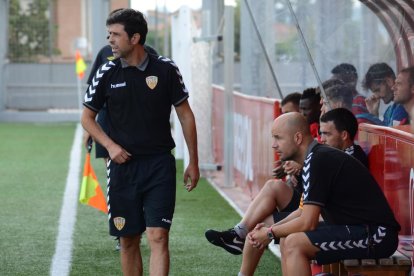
[[146, 76, 158, 90], [113, 217, 125, 231]]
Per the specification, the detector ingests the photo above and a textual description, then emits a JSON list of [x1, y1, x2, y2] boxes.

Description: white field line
[[50, 123, 82, 276]]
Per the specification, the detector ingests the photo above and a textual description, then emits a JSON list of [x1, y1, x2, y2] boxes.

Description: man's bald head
[[273, 112, 311, 137], [272, 112, 313, 162]]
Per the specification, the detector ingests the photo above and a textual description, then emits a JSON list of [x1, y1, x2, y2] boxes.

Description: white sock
[[234, 223, 248, 239], [238, 272, 246, 276]]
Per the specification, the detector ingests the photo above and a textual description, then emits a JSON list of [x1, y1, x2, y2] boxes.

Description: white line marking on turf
[[50, 123, 82, 276]]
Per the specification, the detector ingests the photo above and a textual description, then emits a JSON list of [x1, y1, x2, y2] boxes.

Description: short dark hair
[[106, 8, 148, 45], [325, 84, 354, 111], [282, 92, 301, 106], [400, 66, 414, 88], [300, 87, 320, 104], [320, 108, 358, 141], [331, 63, 358, 84], [362, 63, 395, 90], [316, 78, 345, 95]]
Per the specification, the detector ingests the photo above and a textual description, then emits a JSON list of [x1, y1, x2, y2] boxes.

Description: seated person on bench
[[248, 112, 400, 276]]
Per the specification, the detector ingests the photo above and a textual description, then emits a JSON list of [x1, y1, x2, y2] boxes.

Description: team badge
[[113, 217, 125, 231], [146, 76, 158, 90]]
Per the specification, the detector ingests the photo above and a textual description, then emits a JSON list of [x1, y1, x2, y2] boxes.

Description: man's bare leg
[[205, 179, 295, 255], [236, 180, 295, 274], [239, 239, 265, 276], [120, 234, 143, 276], [282, 232, 319, 276], [236, 179, 294, 237], [147, 227, 169, 276], [280, 238, 288, 276]]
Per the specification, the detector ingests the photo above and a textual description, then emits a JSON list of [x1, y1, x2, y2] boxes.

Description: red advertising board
[[358, 124, 414, 265], [211, 85, 280, 198]]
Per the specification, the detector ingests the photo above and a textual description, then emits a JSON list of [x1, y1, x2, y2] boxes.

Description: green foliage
[[8, 0, 55, 62]]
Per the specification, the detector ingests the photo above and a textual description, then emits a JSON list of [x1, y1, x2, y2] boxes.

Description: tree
[[8, 0, 54, 62]]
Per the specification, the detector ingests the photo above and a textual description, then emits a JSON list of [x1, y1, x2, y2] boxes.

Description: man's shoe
[[115, 237, 121, 251], [205, 228, 244, 255]]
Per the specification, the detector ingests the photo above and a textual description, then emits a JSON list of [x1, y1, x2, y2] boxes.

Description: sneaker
[[115, 237, 121, 251], [205, 228, 245, 255]]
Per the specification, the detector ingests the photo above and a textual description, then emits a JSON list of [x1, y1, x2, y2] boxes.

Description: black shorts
[[107, 153, 176, 236], [95, 107, 109, 159], [272, 187, 301, 222], [272, 187, 301, 244], [305, 223, 398, 265]]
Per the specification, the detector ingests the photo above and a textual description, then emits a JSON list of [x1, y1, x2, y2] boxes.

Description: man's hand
[[107, 142, 131, 164], [365, 94, 380, 116], [83, 131, 92, 150], [272, 160, 287, 179], [283, 161, 302, 176], [184, 163, 200, 192], [247, 223, 272, 250]]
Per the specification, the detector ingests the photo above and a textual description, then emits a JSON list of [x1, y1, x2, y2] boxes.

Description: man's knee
[[282, 233, 316, 259], [121, 234, 141, 250], [147, 227, 169, 245], [263, 179, 286, 192]]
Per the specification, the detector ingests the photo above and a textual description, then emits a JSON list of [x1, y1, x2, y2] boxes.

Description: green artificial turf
[[71, 158, 281, 275], [0, 122, 280, 275], [0, 122, 76, 275]]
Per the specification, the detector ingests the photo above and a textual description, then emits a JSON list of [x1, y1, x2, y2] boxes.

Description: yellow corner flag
[[79, 149, 108, 214], [75, 50, 87, 80]]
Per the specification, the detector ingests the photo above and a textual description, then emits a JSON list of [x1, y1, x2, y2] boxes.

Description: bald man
[[247, 112, 400, 276]]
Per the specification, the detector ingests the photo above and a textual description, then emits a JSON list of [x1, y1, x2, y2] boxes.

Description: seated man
[[319, 108, 368, 167], [320, 84, 382, 125], [363, 62, 409, 126], [205, 108, 369, 276], [393, 66, 414, 122], [247, 112, 400, 276], [204, 92, 303, 256], [281, 92, 301, 114], [299, 88, 321, 139]]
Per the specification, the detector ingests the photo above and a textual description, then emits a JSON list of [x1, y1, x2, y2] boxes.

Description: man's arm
[[174, 100, 200, 192], [81, 107, 131, 164], [247, 204, 321, 248]]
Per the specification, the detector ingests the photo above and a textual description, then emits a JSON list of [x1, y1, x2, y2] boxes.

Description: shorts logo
[[146, 76, 158, 90], [113, 217, 125, 231], [162, 218, 172, 224]]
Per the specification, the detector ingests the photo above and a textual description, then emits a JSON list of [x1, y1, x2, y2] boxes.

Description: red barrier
[[358, 124, 414, 265], [211, 85, 280, 198]]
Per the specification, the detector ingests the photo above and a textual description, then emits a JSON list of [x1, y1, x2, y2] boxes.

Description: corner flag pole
[[75, 51, 87, 112]]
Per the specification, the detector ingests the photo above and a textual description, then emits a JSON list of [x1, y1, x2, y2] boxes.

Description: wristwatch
[[267, 226, 275, 240]]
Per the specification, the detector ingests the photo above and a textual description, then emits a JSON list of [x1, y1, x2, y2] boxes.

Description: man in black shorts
[[84, 42, 159, 252], [81, 9, 199, 276], [206, 107, 369, 276], [248, 112, 400, 276]]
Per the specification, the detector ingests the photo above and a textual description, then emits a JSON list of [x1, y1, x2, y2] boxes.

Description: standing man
[[363, 63, 409, 126], [81, 9, 199, 276], [393, 66, 414, 121], [248, 112, 400, 276]]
